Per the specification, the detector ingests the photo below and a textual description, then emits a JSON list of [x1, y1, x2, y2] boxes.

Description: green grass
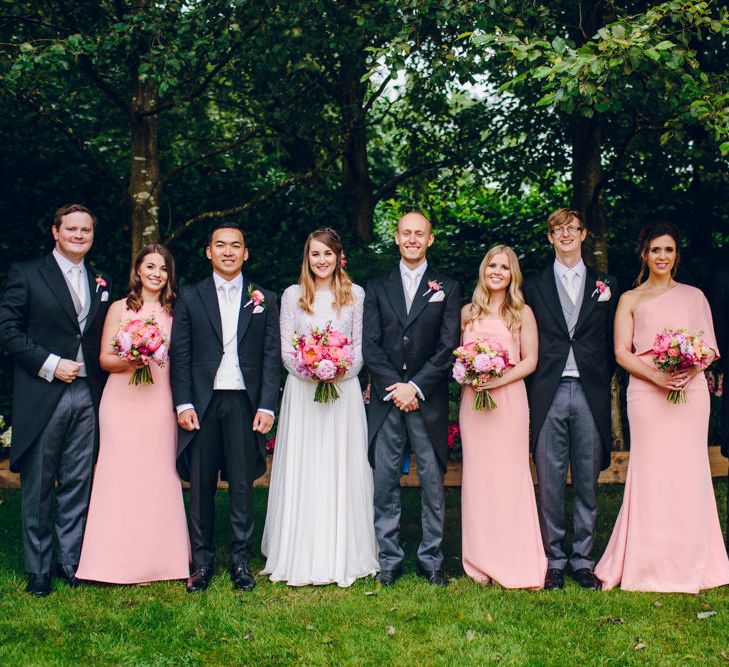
[[1, 482, 728, 666]]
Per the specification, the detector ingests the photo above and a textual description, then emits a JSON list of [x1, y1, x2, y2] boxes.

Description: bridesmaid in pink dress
[[77, 245, 190, 584], [596, 222, 729, 593], [460, 245, 547, 588]]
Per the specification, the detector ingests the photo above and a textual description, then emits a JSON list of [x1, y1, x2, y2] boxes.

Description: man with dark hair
[[0, 204, 111, 596], [363, 211, 461, 586], [524, 208, 618, 590], [171, 221, 281, 592], [709, 267, 729, 553]]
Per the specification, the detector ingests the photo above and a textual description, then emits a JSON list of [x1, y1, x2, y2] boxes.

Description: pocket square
[[428, 291, 445, 303], [101, 291, 109, 302], [253, 305, 265, 314], [597, 287, 611, 302]]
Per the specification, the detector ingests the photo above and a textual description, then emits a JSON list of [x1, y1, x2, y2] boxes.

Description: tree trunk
[[340, 52, 375, 243], [128, 0, 160, 261]]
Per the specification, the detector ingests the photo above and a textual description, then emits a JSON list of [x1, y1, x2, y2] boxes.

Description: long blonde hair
[[298, 227, 354, 313], [465, 245, 525, 333]]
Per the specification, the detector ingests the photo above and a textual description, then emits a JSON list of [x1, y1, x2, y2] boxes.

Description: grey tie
[[69, 265, 86, 312], [405, 273, 418, 312], [563, 270, 577, 305]]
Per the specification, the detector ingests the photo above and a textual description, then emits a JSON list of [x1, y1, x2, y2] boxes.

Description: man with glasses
[[524, 208, 618, 590]]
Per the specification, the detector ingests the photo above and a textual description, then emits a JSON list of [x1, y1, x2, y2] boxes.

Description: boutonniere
[[590, 279, 612, 302], [244, 285, 266, 310], [95, 275, 107, 293], [422, 279, 443, 297]]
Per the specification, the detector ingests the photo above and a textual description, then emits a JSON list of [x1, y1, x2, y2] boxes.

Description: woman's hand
[[128, 357, 146, 369], [474, 372, 507, 392], [651, 367, 698, 391]]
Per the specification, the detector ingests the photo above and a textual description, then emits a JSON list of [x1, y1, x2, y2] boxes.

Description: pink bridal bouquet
[[452, 339, 511, 411], [651, 328, 711, 404], [112, 316, 169, 385], [292, 322, 353, 403]]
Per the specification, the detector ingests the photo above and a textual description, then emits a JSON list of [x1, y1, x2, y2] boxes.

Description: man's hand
[[253, 410, 274, 434], [177, 408, 200, 431], [386, 382, 417, 411], [54, 359, 82, 383], [402, 397, 420, 413]]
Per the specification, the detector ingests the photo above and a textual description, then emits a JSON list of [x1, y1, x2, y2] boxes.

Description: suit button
[[77, 334, 81, 339], [403, 336, 409, 342]]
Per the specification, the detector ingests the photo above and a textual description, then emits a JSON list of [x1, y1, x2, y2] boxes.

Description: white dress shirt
[[38, 249, 88, 382]]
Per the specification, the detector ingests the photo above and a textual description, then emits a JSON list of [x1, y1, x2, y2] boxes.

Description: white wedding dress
[[260, 284, 379, 586]]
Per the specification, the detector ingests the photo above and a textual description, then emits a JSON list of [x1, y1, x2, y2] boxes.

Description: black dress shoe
[[230, 563, 255, 591], [375, 569, 402, 587], [26, 574, 51, 597], [544, 568, 565, 590], [416, 565, 449, 587], [186, 566, 214, 593], [55, 564, 82, 588], [572, 568, 601, 590]]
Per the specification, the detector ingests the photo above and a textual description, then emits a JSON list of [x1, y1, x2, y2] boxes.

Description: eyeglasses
[[550, 225, 583, 237]]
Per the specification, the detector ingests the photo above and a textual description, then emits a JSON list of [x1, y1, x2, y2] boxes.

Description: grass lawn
[[1, 481, 728, 666]]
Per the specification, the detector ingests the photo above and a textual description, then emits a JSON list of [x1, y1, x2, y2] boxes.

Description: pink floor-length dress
[[596, 283, 729, 593], [77, 302, 190, 584], [460, 317, 547, 588]]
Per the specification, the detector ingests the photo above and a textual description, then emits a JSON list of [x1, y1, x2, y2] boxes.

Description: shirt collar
[[400, 259, 428, 280], [553, 258, 585, 281], [213, 272, 243, 292], [53, 248, 85, 274]]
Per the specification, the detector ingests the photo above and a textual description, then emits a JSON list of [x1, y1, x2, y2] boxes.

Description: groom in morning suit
[[171, 222, 280, 592], [363, 211, 461, 586], [0, 204, 111, 596], [524, 208, 618, 590], [709, 267, 729, 553]]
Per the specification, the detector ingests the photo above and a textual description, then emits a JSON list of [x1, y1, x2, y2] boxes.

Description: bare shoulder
[[618, 287, 642, 311]]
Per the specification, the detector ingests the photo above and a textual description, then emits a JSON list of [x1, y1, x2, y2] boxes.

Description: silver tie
[[70, 266, 86, 311]]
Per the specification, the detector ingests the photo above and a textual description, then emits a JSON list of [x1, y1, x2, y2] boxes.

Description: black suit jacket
[[170, 276, 281, 481], [0, 253, 111, 471], [363, 267, 461, 472], [523, 264, 617, 469], [709, 268, 729, 456]]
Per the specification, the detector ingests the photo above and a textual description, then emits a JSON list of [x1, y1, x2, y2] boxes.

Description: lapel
[[237, 278, 254, 344], [383, 268, 408, 328], [38, 254, 80, 328], [574, 265, 600, 334], [535, 266, 569, 336], [84, 266, 102, 333], [405, 271, 435, 329], [199, 277, 223, 344]]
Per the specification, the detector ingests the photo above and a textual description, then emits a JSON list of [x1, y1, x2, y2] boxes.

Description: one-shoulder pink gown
[[596, 284, 729, 593], [460, 317, 547, 588], [77, 302, 190, 584]]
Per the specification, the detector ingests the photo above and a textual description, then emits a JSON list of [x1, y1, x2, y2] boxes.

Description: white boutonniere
[[244, 285, 266, 312], [591, 279, 612, 302]]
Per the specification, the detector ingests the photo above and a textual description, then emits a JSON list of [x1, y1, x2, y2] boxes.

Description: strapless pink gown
[[596, 284, 729, 593], [459, 317, 547, 588], [77, 303, 190, 583]]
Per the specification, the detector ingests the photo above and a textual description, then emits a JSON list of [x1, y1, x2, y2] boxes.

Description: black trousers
[[188, 390, 258, 568]]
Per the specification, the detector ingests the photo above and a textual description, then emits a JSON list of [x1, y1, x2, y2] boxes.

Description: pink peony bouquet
[[112, 316, 169, 385], [452, 338, 512, 411], [651, 328, 711, 404], [292, 322, 353, 403]]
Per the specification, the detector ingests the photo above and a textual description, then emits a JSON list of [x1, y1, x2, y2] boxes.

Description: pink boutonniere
[[244, 285, 266, 309], [422, 279, 443, 297], [95, 275, 107, 293], [590, 279, 612, 301]]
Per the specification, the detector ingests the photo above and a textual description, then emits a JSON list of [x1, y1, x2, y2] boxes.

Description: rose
[[667, 347, 679, 358], [473, 353, 492, 373], [314, 358, 337, 381]]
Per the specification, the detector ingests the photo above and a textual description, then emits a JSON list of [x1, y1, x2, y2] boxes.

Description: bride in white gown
[[261, 228, 379, 586]]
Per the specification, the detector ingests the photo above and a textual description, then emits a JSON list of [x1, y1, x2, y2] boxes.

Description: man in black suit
[[363, 211, 461, 586], [0, 204, 111, 596], [170, 222, 280, 592], [524, 208, 617, 590], [709, 267, 729, 552]]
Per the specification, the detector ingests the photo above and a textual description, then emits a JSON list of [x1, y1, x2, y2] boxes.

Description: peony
[[116, 331, 133, 354], [314, 358, 337, 381], [473, 353, 492, 373], [490, 356, 506, 373], [155, 343, 168, 363], [302, 343, 322, 365], [327, 330, 348, 348], [139, 325, 163, 352], [452, 360, 467, 383]]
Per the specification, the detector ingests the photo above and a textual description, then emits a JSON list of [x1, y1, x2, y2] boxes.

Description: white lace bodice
[[280, 283, 364, 381]]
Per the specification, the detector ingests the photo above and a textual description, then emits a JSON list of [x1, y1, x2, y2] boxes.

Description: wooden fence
[[1, 447, 727, 490]]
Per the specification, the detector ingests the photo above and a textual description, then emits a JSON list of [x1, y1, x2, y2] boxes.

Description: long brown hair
[[125, 244, 177, 315], [464, 244, 525, 333], [298, 228, 353, 314], [634, 220, 681, 287]]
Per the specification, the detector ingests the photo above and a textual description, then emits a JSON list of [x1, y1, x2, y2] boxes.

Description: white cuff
[[257, 408, 275, 418], [409, 381, 425, 401], [176, 403, 194, 416], [38, 354, 61, 383]]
